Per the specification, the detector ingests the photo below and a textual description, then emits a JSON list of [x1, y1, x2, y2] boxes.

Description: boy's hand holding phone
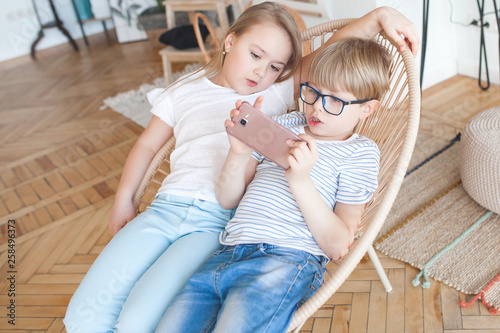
[[285, 134, 318, 182]]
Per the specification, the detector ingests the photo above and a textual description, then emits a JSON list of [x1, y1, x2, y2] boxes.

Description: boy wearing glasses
[[158, 38, 391, 333]]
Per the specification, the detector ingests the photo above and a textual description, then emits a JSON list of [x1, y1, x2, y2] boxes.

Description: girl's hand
[[225, 97, 264, 156], [376, 6, 420, 56], [109, 198, 136, 236], [285, 134, 318, 183]]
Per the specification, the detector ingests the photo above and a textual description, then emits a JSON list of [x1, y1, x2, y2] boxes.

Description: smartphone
[[226, 102, 304, 170]]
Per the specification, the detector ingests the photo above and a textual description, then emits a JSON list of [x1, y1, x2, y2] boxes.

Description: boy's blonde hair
[[308, 38, 391, 100], [204, 1, 302, 83]]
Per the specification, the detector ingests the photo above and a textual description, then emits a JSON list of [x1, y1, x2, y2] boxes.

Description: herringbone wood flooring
[[1, 31, 500, 332]]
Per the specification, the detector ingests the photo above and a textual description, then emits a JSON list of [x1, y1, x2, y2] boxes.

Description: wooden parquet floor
[[1, 31, 500, 332]]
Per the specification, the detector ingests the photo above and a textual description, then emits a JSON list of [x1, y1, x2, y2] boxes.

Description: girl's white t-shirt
[[147, 71, 295, 203]]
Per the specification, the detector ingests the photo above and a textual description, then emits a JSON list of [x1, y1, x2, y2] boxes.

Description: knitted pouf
[[460, 106, 500, 214]]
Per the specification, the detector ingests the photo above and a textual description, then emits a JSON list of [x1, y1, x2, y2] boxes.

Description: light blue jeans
[[156, 244, 327, 333], [63, 194, 234, 333]]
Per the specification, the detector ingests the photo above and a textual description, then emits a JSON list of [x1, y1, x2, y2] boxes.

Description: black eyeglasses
[[299, 82, 372, 116]]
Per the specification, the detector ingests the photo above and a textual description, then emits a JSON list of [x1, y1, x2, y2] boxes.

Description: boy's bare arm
[[294, 6, 419, 99], [285, 135, 364, 260], [328, 7, 419, 54], [289, 178, 363, 260]]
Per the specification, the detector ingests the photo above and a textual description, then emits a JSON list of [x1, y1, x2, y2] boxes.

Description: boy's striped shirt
[[220, 112, 380, 257]]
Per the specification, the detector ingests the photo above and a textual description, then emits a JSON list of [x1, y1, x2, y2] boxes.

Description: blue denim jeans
[[156, 244, 327, 333], [63, 194, 234, 333]]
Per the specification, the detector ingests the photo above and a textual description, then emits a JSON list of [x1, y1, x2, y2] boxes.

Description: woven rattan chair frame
[[193, 12, 221, 64], [131, 19, 421, 332]]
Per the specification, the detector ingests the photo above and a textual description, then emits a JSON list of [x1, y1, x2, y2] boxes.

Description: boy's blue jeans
[[63, 194, 234, 333], [156, 243, 327, 333]]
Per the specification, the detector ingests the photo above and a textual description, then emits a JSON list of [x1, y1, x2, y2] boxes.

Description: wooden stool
[[159, 0, 244, 85], [159, 47, 205, 85], [165, 0, 243, 32]]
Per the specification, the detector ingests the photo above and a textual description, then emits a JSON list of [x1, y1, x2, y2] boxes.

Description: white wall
[[3, 0, 499, 89], [452, 0, 499, 86], [390, 0, 459, 90], [0, 0, 108, 62]]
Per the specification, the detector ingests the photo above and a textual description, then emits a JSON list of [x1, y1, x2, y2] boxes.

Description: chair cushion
[[159, 24, 209, 49]]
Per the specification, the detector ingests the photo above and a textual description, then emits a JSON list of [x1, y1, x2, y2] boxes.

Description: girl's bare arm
[[216, 150, 258, 210], [109, 115, 173, 235]]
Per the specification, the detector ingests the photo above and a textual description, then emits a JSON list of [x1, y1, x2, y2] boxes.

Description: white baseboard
[[458, 62, 500, 86]]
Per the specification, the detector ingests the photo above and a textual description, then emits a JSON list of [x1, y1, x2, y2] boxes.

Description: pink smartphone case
[[226, 102, 304, 169]]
